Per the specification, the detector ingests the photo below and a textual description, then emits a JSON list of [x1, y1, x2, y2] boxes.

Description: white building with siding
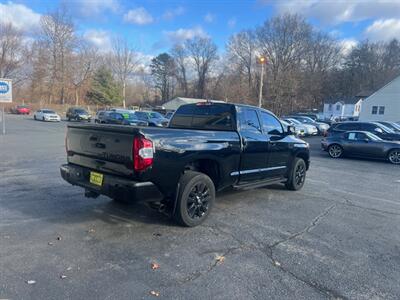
[[359, 75, 400, 122], [322, 97, 363, 120]]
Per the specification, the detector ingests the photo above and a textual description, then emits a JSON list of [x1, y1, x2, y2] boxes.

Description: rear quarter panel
[[140, 127, 241, 195]]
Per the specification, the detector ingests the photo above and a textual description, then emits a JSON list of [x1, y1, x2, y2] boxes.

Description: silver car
[[284, 118, 318, 136]]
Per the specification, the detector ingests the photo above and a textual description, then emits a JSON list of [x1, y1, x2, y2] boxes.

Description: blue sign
[[0, 81, 9, 94]]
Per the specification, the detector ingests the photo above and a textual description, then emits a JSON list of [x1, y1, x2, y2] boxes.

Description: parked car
[[66, 107, 91, 122], [284, 118, 318, 136], [321, 131, 400, 164], [376, 121, 400, 133], [327, 121, 400, 141], [134, 111, 169, 127], [61, 102, 310, 227], [34, 109, 61, 122], [102, 111, 148, 126], [94, 110, 108, 123], [281, 119, 305, 137], [286, 115, 330, 134], [11, 105, 30, 115]]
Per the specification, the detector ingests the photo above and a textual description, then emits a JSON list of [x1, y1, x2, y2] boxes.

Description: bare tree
[[171, 44, 189, 97], [0, 23, 25, 81], [110, 37, 139, 108], [256, 14, 311, 113], [40, 8, 75, 104], [185, 37, 218, 99], [227, 29, 256, 96], [70, 43, 99, 105]]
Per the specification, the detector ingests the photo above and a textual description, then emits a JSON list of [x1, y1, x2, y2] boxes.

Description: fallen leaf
[[88, 229, 95, 233], [26, 280, 36, 285], [150, 291, 160, 297], [274, 261, 281, 266], [215, 255, 225, 263], [151, 263, 160, 270], [66, 267, 72, 271], [56, 236, 62, 241], [60, 275, 67, 279], [153, 233, 162, 237], [48, 242, 53, 246]]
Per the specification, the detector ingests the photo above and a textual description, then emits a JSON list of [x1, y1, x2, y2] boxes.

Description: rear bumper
[[60, 164, 163, 202]]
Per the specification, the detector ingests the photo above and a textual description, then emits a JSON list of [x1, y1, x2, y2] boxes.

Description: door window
[[260, 112, 283, 135], [238, 108, 261, 133]]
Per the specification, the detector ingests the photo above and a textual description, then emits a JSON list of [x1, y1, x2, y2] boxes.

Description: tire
[[388, 149, 400, 165], [173, 171, 215, 227], [328, 144, 343, 158], [42, 117, 45, 121], [285, 157, 307, 191]]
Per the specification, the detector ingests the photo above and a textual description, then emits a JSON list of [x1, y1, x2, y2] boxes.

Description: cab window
[[238, 108, 261, 133]]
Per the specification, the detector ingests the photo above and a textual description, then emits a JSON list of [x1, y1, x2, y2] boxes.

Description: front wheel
[[388, 149, 400, 164], [328, 144, 343, 158], [285, 157, 307, 191], [173, 171, 215, 227]]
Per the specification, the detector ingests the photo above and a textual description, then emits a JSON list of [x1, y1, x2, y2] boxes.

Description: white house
[[359, 75, 400, 122], [322, 97, 363, 120], [162, 97, 224, 111]]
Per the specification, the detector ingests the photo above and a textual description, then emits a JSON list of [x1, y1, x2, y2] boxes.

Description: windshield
[[288, 118, 301, 125], [148, 112, 164, 119], [42, 110, 55, 114], [380, 122, 400, 132], [375, 123, 395, 133], [366, 132, 383, 141], [75, 109, 87, 114]]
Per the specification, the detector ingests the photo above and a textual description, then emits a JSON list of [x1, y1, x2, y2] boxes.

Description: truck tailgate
[[66, 125, 138, 177]]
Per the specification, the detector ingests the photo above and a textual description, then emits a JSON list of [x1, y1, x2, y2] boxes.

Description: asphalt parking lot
[[1, 114, 399, 299]]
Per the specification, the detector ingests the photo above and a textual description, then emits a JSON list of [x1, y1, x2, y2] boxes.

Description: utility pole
[[258, 56, 266, 108]]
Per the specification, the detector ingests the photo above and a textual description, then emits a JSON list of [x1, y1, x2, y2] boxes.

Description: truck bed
[[66, 123, 242, 195]]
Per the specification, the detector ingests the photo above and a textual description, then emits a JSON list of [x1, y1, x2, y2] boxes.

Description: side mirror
[[287, 125, 296, 135], [374, 128, 383, 134]]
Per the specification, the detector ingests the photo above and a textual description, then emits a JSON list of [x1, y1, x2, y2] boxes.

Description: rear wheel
[[285, 158, 307, 191], [328, 144, 343, 158], [388, 149, 400, 164], [174, 171, 215, 227]]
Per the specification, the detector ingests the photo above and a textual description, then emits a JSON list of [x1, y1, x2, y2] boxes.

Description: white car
[[34, 109, 61, 122], [285, 118, 318, 136], [281, 119, 305, 137]]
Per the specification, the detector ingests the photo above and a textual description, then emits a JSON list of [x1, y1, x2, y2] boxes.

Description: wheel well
[[184, 159, 220, 189], [296, 151, 310, 170]]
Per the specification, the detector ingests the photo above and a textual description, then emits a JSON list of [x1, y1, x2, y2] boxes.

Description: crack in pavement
[[179, 204, 347, 299], [269, 204, 337, 249]]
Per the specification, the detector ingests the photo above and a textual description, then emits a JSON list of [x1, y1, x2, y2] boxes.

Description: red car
[[11, 105, 31, 115]]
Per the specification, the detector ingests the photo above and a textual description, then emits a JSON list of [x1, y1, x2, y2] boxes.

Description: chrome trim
[[230, 166, 286, 176]]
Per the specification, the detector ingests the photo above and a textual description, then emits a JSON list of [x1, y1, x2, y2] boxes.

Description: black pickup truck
[[61, 102, 310, 227]]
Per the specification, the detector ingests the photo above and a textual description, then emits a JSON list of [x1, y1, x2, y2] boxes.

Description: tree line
[[1, 9, 400, 114]]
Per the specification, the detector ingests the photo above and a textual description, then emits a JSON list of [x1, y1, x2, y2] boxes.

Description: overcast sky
[[1, 0, 400, 56]]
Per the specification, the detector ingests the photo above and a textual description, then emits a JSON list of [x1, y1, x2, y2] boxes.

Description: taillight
[[133, 136, 153, 171]]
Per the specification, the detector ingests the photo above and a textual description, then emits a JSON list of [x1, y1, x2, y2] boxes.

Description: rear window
[[169, 103, 235, 131]]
